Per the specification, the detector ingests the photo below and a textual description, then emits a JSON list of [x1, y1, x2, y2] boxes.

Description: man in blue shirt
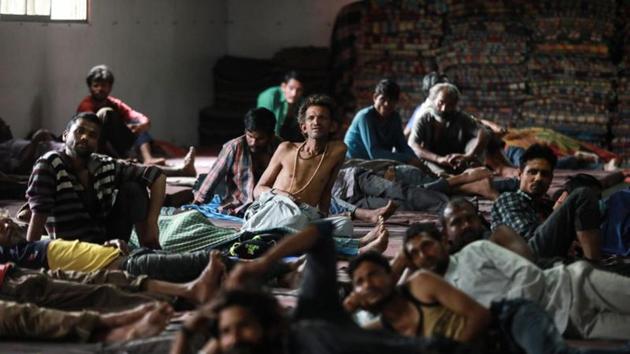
[[344, 79, 424, 168]]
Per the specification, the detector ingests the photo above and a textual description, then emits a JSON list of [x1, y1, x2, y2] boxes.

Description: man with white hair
[[408, 83, 489, 176]]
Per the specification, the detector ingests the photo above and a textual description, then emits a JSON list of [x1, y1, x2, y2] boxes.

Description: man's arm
[[390, 248, 415, 284], [141, 173, 166, 248], [256, 87, 275, 110], [193, 144, 233, 204], [392, 115, 424, 166], [254, 143, 288, 198], [463, 240, 547, 301], [407, 271, 492, 342], [109, 97, 150, 134], [25, 159, 56, 241], [491, 193, 539, 239], [407, 122, 450, 167], [26, 213, 47, 242]]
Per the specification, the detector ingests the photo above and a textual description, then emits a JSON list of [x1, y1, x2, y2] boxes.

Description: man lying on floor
[[333, 161, 511, 214], [344, 248, 626, 354], [0, 218, 229, 305], [0, 117, 64, 175], [172, 221, 627, 354], [1, 215, 232, 284], [400, 223, 630, 340], [0, 300, 172, 343], [0, 251, 231, 342], [171, 221, 460, 354]]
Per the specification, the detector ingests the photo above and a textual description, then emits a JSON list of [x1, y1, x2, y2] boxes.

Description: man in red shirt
[[77, 64, 164, 165]]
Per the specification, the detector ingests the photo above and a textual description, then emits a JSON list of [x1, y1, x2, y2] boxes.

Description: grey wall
[[226, 0, 356, 58], [0, 0, 227, 145], [0, 0, 352, 145]]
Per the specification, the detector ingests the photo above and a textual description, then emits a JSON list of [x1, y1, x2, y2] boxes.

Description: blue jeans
[[492, 299, 626, 354], [506, 146, 602, 170]]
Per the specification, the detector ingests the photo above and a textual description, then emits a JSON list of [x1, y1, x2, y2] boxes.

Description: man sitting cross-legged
[[344, 79, 425, 169], [77, 64, 164, 165], [491, 143, 603, 261], [241, 94, 388, 251], [1, 215, 232, 291], [343, 234, 626, 353], [401, 223, 630, 340], [407, 83, 490, 177]]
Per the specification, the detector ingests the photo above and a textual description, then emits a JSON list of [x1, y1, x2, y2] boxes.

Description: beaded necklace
[[288, 141, 328, 195]]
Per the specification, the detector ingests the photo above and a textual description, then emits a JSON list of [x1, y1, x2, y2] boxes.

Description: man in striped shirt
[[25, 112, 165, 248]]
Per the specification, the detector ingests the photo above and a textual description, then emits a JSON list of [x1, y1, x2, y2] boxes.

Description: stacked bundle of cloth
[[353, 1, 443, 123], [329, 1, 368, 121], [521, 0, 616, 145], [612, 2, 630, 167], [437, 0, 533, 127]]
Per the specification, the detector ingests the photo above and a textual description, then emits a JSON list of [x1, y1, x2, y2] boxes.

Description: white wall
[[0, 0, 354, 144], [226, 0, 356, 58], [0, 0, 227, 145]]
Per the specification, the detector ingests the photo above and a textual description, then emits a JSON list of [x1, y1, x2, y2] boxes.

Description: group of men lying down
[[0, 66, 628, 353]]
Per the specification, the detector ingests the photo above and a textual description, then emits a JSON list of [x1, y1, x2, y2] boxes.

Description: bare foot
[[604, 158, 619, 171], [373, 200, 397, 222], [457, 178, 499, 200], [359, 219, 385, 246], [449, 167, 493, 186], [462, 167, 493, 182], [101, 302, 173, 343], [355, 201, 398, 223], [99, 303, 157, 328], [185, 250, 226, 305], [180, 147, 197, 177], [359, 224, 389, 254]]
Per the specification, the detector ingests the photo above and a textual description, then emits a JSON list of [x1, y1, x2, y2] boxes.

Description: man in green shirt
[[257, 71, 305, 141]]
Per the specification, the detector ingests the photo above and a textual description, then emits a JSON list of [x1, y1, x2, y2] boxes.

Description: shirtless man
[[242, 94, 387, 249], [256, 94, 347, 211]]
